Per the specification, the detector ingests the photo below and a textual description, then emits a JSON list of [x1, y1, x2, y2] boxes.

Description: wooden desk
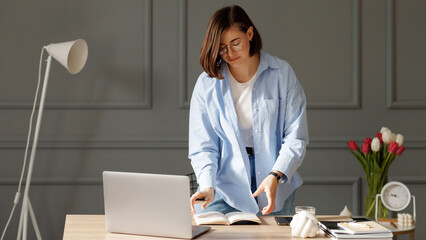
[[63, 215, 351, 240]]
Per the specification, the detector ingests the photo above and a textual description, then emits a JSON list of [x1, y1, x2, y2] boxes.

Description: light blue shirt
[[189, 52, 309, 213]]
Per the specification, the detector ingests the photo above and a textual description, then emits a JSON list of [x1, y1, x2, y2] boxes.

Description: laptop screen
[[103, 171, 193, 238]]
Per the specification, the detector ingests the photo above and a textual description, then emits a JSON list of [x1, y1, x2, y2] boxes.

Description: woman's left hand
[[252, 174, 279, 215]]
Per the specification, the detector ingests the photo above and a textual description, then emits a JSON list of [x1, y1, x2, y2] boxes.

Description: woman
[[189, 5, 308, 216]]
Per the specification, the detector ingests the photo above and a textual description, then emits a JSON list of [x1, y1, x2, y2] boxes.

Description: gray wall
[[1, 0, 425, 239]]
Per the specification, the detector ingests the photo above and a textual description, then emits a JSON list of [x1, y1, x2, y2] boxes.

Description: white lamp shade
[[45, 39, 88, 74]]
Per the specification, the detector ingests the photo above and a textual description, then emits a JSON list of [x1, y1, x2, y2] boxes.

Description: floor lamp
[[16, 39, 88, 240]]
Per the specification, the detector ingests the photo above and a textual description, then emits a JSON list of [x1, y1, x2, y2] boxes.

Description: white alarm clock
[[375, 181, 416, 221]]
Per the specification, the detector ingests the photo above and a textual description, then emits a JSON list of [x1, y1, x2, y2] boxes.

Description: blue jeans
[[194, 154, 295, 215]]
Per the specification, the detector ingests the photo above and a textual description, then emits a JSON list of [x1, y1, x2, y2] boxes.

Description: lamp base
[[17, 196, 42, 240]]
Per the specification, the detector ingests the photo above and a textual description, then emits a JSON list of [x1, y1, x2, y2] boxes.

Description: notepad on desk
[[338, 221, 391, 234], [193, 211, 261, 225], [318, 220, 393, 239]]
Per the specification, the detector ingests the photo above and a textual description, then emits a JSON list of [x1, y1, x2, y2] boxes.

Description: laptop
[[103, 171, 210, 239]]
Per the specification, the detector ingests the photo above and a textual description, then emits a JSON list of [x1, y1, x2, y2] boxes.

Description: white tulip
[[382, 130, 391, 144], [396, 134, 404, 146], [391, 133, 397, 142], [380, 127, 390, 133], [371, 137, 381, 152]]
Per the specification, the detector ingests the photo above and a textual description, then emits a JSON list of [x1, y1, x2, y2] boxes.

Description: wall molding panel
[[0, 0, 153, 110], [178, 0, 190, 109], [389, 176, 426, 184], [303, 177, 361, 215], [308, 0, 360, 109], [386, 0, 426, 109]]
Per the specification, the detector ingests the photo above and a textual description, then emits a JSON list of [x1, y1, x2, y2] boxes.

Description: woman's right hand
[[190, 187, 215, 214]]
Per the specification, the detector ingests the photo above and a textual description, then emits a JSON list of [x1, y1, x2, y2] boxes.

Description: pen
[[347, 222, 372, 228]]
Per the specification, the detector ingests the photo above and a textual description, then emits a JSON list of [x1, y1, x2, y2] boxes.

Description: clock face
[[381, 181, 411, 211]]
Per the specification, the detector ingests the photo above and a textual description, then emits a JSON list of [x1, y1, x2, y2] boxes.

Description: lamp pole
[[0, 39, 86, 240], [17, 54, 52, 240]]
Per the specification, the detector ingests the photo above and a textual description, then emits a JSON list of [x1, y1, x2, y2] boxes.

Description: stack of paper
[[318, 221, 393, 240]]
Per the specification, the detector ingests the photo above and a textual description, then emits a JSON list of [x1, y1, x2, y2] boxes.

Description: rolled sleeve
[[190, 152, 218, 190]]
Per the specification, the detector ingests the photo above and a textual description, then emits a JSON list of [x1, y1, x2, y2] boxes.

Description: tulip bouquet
[[347, 127, 405, 218]]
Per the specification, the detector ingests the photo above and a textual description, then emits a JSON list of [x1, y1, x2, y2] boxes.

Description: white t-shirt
[[228, 67, 257, 148]]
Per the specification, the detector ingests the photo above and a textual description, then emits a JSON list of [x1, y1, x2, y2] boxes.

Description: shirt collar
[[220, 51, 279, 77], [258, 51, 280, 72]]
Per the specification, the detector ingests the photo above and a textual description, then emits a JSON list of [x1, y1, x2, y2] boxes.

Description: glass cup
[[295, 206, 316, 215]]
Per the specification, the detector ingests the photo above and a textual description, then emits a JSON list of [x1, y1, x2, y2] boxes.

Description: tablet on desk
[[351, 217, 370, 222], [275, 216, 292, 226]]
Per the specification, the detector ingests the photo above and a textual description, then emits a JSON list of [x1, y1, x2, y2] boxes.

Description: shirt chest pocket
[[257, 99, 282, 127]]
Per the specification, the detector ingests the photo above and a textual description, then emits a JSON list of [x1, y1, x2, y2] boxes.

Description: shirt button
[[257, 171, 260, 175], [253, 108, 258, 112], [255, 130, 260, 133]]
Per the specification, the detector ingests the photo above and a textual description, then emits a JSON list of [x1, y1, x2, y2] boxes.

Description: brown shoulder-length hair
[[200, 5, 262, 79]]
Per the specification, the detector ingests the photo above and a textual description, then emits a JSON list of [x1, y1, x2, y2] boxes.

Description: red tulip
[[362, 142, 370, 154], [364, 137, 372, 145], [376, 132, 383, 144], [388, 141, 398, 153], [347, 140, 359, 151], [396, 146, 405, 156]]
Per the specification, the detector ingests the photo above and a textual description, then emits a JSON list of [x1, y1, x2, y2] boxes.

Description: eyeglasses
[[219, 41, 243, 55]]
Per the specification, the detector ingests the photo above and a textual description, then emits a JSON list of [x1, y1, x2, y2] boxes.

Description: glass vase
[[364, 172, 389, 218]]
